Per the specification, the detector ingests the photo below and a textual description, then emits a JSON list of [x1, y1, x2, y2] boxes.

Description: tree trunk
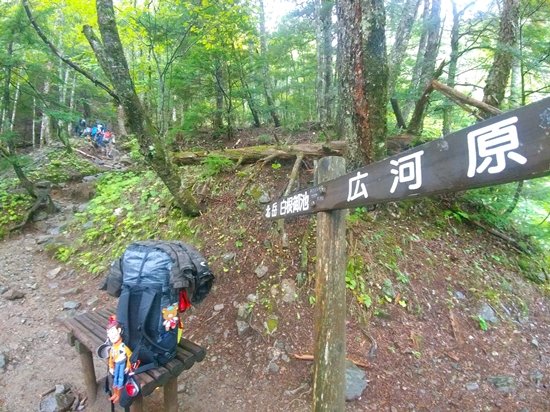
[[258, 0, 281, 127], [117, 105, 128, 137], [387, 0, 422, 99], [443, 0, 473, 135], [10, 79, 20, 133], [406, 61, 445, 136], [402, 0, 431, 121], [336, 0, 371, 170], [1, 42, 38, 199], [40, 64, 52, 147], [418, 0, 442, 93], [214, 62, 224, 133], [509, 54, 521, 109], [68, 71, 77, 136], [481, 0, 520, 118], [315, 0, 334, 126], [362, 0, 389, 160], [90, 0, 199, 216]]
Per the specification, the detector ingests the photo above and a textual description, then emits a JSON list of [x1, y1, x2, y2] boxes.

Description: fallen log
[[172, 141, 347, 166]]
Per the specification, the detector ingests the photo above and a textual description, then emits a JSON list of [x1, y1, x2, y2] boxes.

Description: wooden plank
[[175, 349, 196, 370], [62, 318, 104, 351], [146, 365, 170, 388], [74, 313, 108, 342], [163, 358, 184, 378], [265, 97, 550, 219], [133, 372, 157, 397], [312, 157, 347, 412], [179, 338, 206, 362], [163, 376, 178, 412]]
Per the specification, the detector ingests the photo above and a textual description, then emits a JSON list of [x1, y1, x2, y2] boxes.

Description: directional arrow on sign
[[265, 97, 550, 220]]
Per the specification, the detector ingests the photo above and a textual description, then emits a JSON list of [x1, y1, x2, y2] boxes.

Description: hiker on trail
[[74, 118, 86, 137], [106, 316, 132, 404]]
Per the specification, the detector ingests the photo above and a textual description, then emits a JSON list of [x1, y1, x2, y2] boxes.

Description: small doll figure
[[106, 316, 132, 403], [162, 304, 179, 331]]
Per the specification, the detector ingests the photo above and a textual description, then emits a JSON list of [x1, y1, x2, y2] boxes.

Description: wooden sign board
[[265, 97, 550, 220]]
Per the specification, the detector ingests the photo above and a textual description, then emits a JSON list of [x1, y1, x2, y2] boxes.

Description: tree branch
[[22, 0, 120, 103]]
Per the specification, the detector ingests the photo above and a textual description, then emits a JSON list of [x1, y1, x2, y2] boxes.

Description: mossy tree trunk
[[89, 0, 199, 216]]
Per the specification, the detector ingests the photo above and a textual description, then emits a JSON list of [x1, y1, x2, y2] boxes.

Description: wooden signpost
[[265, 98, 550, 412], [265, 97, 550, 221]]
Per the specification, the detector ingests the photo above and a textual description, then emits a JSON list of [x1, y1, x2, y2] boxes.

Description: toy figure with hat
[[105, 315, 132, 403]]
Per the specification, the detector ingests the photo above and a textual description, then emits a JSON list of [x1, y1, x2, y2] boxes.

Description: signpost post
[[264, 97, 550, 411]]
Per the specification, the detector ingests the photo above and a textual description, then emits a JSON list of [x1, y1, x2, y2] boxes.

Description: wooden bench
[[62, 308, 206, 412]]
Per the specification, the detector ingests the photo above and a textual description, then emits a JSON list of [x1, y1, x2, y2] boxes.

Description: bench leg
[[76, 341, 97, 404], [130, 395, 144, 412], [164, 375, 178, 412]]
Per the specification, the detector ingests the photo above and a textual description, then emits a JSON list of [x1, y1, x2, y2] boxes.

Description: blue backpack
[[100, 241, 215, 372]]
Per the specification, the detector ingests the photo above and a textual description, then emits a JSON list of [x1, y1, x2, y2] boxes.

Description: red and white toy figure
[[106, 316, 132, 403]]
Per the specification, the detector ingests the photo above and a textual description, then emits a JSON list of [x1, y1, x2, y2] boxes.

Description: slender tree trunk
[[443, 0, 473, 135], [315, 0, 334, 126], [258, 0, 281, 127], [509, 54, 521, 109], [10, 79, 20, 133], [388, 0, 422, 99], [40, 64, 52, 147], [241, 43, 261, 127], [362, 0, 389, 160], [88, 0, 199, 216], [1, 42, 37, 199], [32, 97, 37, 147], [68, 71, 77, 136], [1, 41, 14, 136], [481, 0, 520, 118], [418, 0, 442, 87], [402, 0, 430, 121], [214, 62, 224, 133]]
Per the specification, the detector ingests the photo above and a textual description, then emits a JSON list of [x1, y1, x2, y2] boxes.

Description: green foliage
[[346, 256, 372, 309], [348, 207, 367, 224], [201, 155, 234, 177], [477, 315, 488, 331], [457, 178, 550, 266], [26, 150, 101, 183], [0, 178, 34, 237], [61, 170, 198, 273]]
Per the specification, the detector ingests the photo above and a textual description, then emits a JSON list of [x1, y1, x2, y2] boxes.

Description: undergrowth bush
[[0, 178, 34, 238], [457, 178, 550, 264], [63, 170, 198, 275]]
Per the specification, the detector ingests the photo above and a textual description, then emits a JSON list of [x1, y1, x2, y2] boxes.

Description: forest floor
[[1, 129, 550, 412]]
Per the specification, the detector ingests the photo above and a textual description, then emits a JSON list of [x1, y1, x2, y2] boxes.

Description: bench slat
[[63, 317, 104, 350], [179, 338, 206, 362]]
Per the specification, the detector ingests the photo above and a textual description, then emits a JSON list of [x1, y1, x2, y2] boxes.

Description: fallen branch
[[74, 148, 100, 161], [431, 80, 502, 119], [291, 353, 370, 369], [172, 141, 347, 166], [470, 219, 531, 254], [449, 308, 462, 346]]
